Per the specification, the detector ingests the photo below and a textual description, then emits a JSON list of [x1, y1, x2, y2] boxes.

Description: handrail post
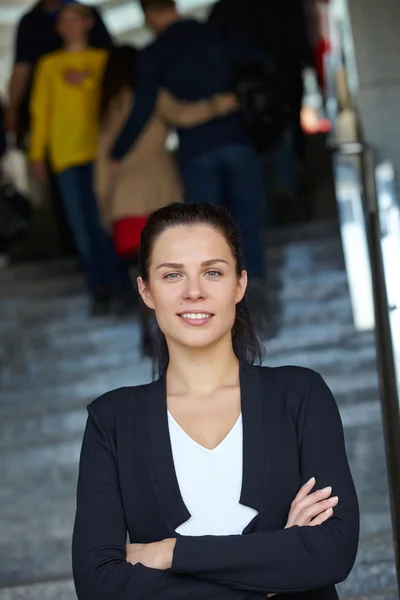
[[360, 147, 400, 590]]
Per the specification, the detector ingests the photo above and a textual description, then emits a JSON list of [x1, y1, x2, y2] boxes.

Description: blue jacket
[[112, 19, 265, 160]]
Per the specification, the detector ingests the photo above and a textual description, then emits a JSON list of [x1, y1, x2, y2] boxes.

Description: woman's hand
[[285, 477, 339, 528], [126, 539, 176, 570]]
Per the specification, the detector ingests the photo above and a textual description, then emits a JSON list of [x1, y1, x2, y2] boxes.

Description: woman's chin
[[171, 328, 232, 351]]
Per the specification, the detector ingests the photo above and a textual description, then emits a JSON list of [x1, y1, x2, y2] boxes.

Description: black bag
[[0, 182, 32, 244], [233, 60, 293, 153]]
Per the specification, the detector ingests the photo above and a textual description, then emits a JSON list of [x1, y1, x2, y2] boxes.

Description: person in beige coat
[[95, 45, 239, 258]]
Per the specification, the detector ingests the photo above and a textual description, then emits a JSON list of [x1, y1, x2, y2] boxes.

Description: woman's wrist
[[162, 538, 177, 569]]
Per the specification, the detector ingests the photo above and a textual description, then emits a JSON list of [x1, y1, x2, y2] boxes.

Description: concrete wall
[[347, 0, 400, 176]]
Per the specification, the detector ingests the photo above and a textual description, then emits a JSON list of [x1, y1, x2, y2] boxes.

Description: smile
[[178, 312, 213, 323]]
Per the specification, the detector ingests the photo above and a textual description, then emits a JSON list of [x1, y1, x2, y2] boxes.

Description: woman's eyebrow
[[156, 259, 229, 270], [156, 262, 184, 270]]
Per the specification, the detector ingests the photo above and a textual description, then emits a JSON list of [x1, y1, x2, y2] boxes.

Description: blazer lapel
[[145, 373, 191, 532], [239, 362, 267, 512]]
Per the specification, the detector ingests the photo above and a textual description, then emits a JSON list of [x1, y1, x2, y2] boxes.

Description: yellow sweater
[[29, 48, 108, 173]]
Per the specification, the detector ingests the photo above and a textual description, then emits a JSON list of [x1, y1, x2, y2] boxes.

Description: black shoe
[[90, 296, 111, 317]]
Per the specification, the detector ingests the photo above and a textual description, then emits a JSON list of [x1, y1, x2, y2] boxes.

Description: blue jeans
[[57, 163, 131, 295], [180, 144, 266, 278]]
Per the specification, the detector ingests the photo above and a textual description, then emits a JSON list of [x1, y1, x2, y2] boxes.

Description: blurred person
[[209, 0, 317, 217], [6, 0, 112, 140], [72, 202, 359, 600], [208, 0, 315, 165], [6, 0, 112, 255], [29, 3, 132, 317], [96, 44, 240, 354], [111, 0, 270, 329], [96, 44, 239, 259]]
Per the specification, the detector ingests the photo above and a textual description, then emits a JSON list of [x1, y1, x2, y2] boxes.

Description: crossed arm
[[72, 373, 359, 600]]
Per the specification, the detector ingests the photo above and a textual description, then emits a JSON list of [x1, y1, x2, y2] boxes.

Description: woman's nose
[[182, 276, 206, 300]]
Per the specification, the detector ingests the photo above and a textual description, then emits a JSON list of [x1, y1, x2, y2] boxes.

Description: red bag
[[113, 215, 149, 257]]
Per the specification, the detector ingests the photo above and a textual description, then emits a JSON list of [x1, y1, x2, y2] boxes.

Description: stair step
[[0, 579, 75, 600], [0, 386, 384, 453], [0, 357, 379, 422], [2, 316, 373, 367], [338, 534, 397, 599], [0, 580, 397, 600], [1, 335, 376, 390], [0, 290, 355, 333]]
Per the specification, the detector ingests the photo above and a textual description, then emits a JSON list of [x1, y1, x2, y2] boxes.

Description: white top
[[167, 412, 258, 536]]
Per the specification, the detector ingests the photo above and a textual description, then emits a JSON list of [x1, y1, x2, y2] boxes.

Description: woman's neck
[[166, 336, 239, 396]]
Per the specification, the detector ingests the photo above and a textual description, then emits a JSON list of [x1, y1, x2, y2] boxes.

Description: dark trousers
[[48, 164, 76, 255], [57, 163, 131, 295], [180, 143, 266, 279]]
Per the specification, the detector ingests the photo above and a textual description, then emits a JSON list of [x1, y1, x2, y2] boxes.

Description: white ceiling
[[0, 0, 216, 86]]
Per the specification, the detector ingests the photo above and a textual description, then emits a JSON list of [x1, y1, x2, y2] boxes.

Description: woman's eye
[[205, 270, 222, 278], [164, 272, 181, 280]]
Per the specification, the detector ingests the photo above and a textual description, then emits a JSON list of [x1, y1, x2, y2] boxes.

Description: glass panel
[[375, 162, 400, 403], [333, 149, 375, 331]]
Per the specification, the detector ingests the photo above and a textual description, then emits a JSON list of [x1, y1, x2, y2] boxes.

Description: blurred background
[[0, 0, 400, 599]]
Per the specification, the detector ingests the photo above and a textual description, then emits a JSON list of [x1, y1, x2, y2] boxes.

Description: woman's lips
[[178, 312, 214, 326]]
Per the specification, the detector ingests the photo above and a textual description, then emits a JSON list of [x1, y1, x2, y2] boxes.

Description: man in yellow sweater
[[29, 2, 132, 316]]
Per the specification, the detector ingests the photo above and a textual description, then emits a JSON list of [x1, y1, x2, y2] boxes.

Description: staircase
[[0, 219, 397, 600]]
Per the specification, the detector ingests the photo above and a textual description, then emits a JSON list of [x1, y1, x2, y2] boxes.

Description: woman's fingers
[[298, 496, 339, 525], [293, 486, 333, 516], [291, 477, 316, 505], [287, 484, 332, 527], [308, 507, 334, 527], [285, 479, 339, 528]]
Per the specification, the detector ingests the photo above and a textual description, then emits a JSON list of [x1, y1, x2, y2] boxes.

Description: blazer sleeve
[[111, 47, 159, 160], [171, 372, 360, 594], [72, 404, 263, 600], [157, 89, 237, 128]]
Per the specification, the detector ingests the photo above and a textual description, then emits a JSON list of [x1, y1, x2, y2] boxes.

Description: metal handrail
[[333, 141, 400, 590]]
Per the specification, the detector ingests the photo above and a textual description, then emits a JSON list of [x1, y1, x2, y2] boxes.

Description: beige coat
[[95, 88, 238, 228], [95, 89, 182, 228]]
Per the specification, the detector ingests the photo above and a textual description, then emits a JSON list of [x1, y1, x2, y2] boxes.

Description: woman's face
[[138, 225, 247, 352]]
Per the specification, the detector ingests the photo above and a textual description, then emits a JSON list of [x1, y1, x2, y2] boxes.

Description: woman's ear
[[137, 277, 155, 310], [235, 270, 248, 305]]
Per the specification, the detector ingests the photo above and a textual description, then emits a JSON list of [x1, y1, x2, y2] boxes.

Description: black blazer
[[72, 363, 359, 600]]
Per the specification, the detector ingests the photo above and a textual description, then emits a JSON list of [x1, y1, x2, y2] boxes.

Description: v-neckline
[[167, 411, 242, 453], [145, 361, 267, 532]]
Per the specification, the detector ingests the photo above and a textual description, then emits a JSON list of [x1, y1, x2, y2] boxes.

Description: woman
[[72, 202, 359, 600], [95, 45, 239, 258]]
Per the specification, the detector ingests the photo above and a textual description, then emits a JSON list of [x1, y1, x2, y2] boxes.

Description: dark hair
[[140, 0, 176, 12], [138, 203, 263, 377], [99, 45, 138, 122]]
